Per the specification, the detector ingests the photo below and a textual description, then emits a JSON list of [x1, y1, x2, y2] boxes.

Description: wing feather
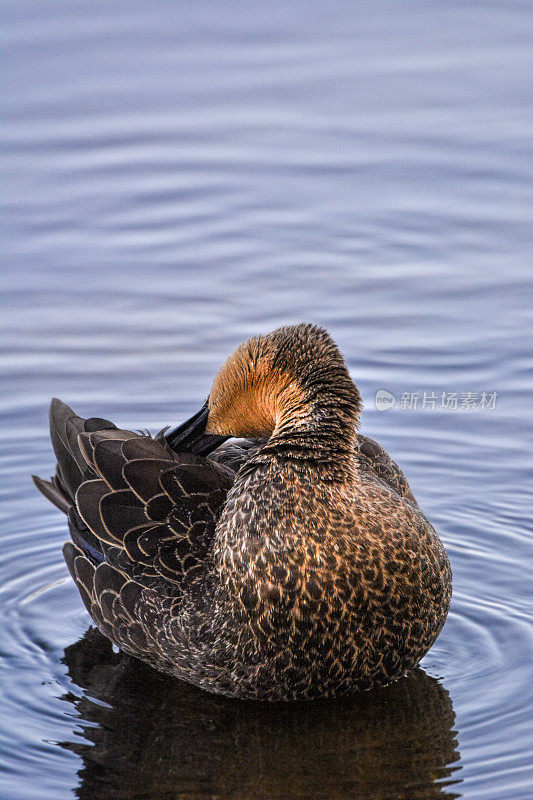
[[38, 399, 236, 666], [355, 434, 417, 505]]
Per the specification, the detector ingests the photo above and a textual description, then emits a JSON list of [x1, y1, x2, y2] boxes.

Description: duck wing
[[355, 433, 417, 505], [34, 400, 234, 657]]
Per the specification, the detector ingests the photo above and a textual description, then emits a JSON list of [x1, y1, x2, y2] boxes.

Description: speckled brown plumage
[[33, 323, 451, 700]]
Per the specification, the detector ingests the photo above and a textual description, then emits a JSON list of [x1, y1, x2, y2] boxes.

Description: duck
[[33, 323, 451, 701]]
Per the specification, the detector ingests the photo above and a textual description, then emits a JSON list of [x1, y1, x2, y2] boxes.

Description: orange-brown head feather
[[206, 324, 361, 444]]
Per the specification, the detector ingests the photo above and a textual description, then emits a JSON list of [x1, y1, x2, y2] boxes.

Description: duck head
[[165, 323, 361, 455]]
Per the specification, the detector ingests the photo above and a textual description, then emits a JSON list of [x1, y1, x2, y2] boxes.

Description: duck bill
[[162, 399, 230, 456]]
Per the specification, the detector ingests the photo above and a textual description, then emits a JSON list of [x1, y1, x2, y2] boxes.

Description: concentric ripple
[[2, 397, 532, 800]]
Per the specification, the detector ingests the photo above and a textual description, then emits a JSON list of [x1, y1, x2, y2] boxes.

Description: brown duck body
[[34, 324, 451, 700]]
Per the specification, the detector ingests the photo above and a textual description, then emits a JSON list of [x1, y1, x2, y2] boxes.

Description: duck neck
[[263, 382, 360, 470]]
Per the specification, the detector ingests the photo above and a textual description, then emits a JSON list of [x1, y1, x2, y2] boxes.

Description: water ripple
[[2, 1, 533, 798]]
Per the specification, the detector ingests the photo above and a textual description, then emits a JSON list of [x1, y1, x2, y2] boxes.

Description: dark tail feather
[[32, 474, 71, 514], [34, 398, 118, 564], [48, 398, 117, 502], [34, 398, 95, 514], [48, 398, 87, 500]]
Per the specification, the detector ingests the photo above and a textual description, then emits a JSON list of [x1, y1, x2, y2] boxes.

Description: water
[[2, 1, 532, 798]]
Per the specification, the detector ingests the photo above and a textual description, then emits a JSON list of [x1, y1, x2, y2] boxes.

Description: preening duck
[[33, 323, 451, 700]]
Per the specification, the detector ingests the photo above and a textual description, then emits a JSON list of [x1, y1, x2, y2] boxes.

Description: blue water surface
[[2, 2, 533, 799]]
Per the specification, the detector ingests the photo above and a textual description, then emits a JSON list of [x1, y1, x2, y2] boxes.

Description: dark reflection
[[59, 628, 461, 800]]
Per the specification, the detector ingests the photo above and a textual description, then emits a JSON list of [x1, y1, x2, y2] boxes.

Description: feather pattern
[[33, 324, 451, 700]]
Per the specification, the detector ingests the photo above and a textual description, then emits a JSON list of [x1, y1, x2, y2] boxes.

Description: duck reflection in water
[[59, 627, 462, 800]]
